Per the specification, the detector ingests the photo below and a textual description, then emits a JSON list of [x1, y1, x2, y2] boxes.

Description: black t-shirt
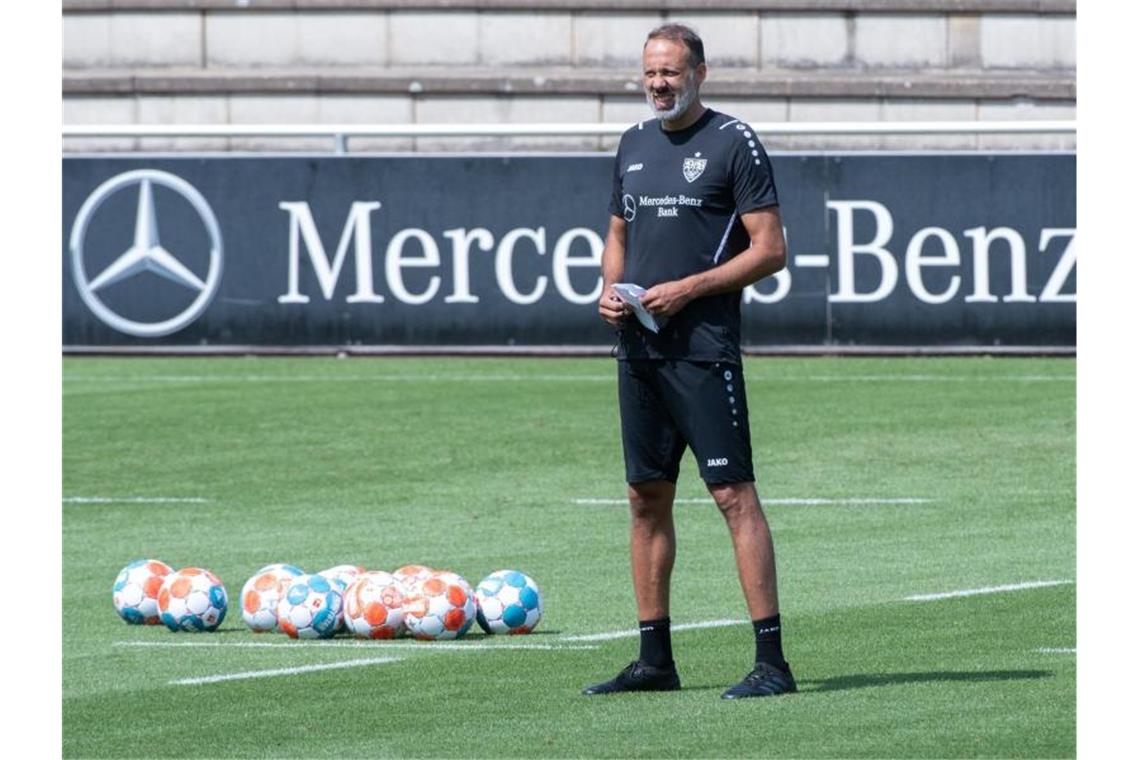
[[608, 108, 779, 362]]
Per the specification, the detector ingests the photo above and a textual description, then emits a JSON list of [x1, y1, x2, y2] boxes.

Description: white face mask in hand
[[613, 283, 666, 334]]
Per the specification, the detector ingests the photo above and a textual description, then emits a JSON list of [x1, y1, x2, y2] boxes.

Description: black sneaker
[[581, 660, 681, 695], [721, 661, 797, 699]]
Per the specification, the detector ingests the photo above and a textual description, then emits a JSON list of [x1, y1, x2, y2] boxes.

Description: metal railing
[[63, 121, 1076, 154]]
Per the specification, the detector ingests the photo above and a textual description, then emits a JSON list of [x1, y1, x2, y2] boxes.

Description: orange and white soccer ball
[[403, 570, 476, 640], [157, 567, 228, 632], [434, 570, 475, 600], [344, 571, 408, 639], [240, 564, 303, 632], [112, 559, 173, 625], [393, 564, 435, 594]]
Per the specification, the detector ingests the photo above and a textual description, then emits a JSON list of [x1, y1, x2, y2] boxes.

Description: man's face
[[642, 38, 705, 122]]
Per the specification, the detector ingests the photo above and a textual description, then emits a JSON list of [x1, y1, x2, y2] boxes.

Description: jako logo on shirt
[[707, 457, 728, 467], [627, 163, 644, 172]]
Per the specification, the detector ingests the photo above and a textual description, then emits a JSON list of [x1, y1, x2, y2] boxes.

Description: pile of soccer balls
[[112, 559, 227, 631], [112, 559, 543, 640]]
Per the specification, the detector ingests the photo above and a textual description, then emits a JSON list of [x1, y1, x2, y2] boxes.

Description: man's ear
[[695, 62, 708, 86]]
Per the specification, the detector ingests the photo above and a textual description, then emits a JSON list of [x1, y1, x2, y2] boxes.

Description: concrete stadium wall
[[62, 1, 1076, 152]]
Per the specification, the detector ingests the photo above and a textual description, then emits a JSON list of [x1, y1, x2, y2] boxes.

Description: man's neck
[[661, 103, 707, 132]]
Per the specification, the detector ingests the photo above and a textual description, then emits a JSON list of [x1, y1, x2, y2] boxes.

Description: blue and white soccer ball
[[156, 567, 228, 632], [317, 567, 360, 632], [318, 564, 365, 588], [257, 562, 305, 577], [277, 574, 344, 639], [112, 559, 173, 625], [475, 570, 543, 635]]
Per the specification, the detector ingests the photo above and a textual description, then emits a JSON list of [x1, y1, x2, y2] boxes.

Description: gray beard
[[646, 79, 697, 122]]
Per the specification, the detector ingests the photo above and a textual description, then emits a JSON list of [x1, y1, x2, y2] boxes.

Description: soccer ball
[[327, 580, 350, 632], [157, 568, 228, 632], [317, 568, 361, 633], [112, 559, 173, 624], [475, 570, 544, 635], [257, 562, 305, 576], [277, 574, 344, 639], [344, 571, 408, 639], [318, 564, 366, 588], [240, 565, 303, 632], [403, 570, 476, 640], [392, 564, 435, 593], [434, 570, 475, 599]]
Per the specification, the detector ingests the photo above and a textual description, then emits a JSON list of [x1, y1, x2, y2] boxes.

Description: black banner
[[62, 154, 1075, 349]]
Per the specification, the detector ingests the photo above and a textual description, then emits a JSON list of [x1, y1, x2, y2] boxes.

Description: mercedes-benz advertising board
[[62, 154, 1075, 352]]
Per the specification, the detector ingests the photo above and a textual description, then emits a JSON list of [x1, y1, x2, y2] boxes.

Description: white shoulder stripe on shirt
[[712, 214, 737, 264]]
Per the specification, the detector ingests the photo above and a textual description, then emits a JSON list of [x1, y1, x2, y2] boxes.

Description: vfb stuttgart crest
[[682, 155, 707, 183]]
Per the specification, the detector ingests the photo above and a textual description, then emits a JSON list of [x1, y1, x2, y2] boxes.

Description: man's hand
[[640, 280, 693, 318], [598, 285, 629, 327], [635, 208, 787, 319]]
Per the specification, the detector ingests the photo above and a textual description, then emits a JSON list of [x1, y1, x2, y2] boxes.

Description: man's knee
[[708, 482, 760, 524], [628, 480, 674, 522]]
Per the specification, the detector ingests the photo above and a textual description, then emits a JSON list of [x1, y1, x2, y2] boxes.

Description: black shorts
[[617, 359, 755, 486]]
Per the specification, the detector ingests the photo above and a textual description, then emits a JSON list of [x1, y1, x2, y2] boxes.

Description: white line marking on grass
[[572, 497, 933, 506], [773, 497, 934, 505], [904, 580, 1074, 602], [1034, 647, 1076, 654], [65, 373, 613, 385], [65, 373, 1074, 385], [751, 374, 1074, 383], [561, 619, 745, 642], [66, 496, 211, 505], [116, 640, 598, 652], [169, 656, 402, 686], [572, 497, 714, 505]]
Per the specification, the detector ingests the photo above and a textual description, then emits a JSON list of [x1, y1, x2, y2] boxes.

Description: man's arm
[[639, 206, 787, 318], [598, 214, 630, 327]]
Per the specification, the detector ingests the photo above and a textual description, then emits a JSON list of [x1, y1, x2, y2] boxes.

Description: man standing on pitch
[[583, 23, 794, 699]]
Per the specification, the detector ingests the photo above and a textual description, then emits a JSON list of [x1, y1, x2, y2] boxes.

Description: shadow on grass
[[800, 669, 1054, 693], [207, 627, 253, 635], [163, 627, 568, 639]]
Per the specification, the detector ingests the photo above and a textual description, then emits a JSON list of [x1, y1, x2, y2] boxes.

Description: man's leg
[[663, 360, 796, 699], [583, 361, 684, 695], [707, 481, 778, 619], [628, 479, 677, 621], [708, 481, 797, 699], [582, 479, 682, 695]]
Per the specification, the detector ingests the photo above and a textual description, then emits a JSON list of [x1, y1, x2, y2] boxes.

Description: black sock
[[638, 617, 674, 668], [753, 614, 787, 670]]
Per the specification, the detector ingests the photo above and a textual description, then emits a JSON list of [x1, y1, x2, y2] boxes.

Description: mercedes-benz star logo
[[69, 169, 223, 337], [622, 193, 637, 222]]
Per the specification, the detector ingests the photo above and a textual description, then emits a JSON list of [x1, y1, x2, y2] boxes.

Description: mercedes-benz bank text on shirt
[[608, 109, 780, 363]]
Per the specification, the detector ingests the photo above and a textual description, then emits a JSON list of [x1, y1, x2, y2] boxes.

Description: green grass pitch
[[62, 356, 1075, 758]]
